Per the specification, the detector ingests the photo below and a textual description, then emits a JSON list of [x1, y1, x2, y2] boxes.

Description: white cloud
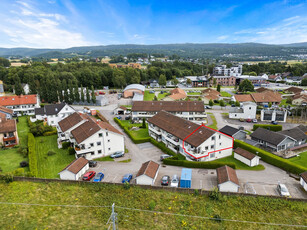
[[0, 0, 93, 48], [217, 35, 229, 41]]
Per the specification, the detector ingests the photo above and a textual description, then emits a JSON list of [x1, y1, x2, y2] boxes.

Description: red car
[[246, 119, 252, 123], [82, 171, 96, 181]]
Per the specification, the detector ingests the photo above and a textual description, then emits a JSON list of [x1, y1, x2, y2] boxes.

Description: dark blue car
[[93, 172, 104, 182], [122, 174, 133, 183]]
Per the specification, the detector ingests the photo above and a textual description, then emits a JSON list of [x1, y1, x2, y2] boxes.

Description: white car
[[277, 184, 290, 197], [170, 175, 180, 187]]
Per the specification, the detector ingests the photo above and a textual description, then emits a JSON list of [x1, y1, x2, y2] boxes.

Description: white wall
[[59, 164, 89, 180], [234, 153, 260, 167], [229, 103, 256, 119], [300, 178, 307, 192], [136, 175, 154, 185], [47, 105, 75, 126], [218, 181, 239, 192]]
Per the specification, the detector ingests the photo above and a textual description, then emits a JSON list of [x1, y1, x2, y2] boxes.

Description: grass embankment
[[0, 116, 29, 173], [207, 113, 218, 130], [35, 135, 75, 178], [288, 150, 307, 168], [96, 156, 114, 161], [0, 181, 306, 229]]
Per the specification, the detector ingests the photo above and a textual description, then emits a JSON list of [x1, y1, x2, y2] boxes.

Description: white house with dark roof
[[34, 103, 75, 126], [135, 160, 160, 185], [300, 171, 307, 192], [147, 111, 233, 162], [219, 125, 247, 140], [229, 102, 257, 119], [66, 115, 125, 160], [234, 147, 260, 167], [216, 165, 240, 192], [59, 157, 89, 180]]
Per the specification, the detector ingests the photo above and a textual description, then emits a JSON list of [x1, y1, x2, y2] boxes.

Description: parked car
[[161, 175, 170, 186], [116, 116, 122, 120], [89, 160, 97, 167], [252, 119, 257, 123], [125, 116, 131, 120], [231, 104, 236, 107], [246, 119, 252, 123], [149, 90, 155, 94], [271, 121, 278, 125], [110, 151, 125, 158], [204, 106, 212, 109], [160, 154, 171, 161], [170, 175, 180, 187], [239, 118, 245, 122], [93, 172, 104, 182], [82, 171, 96, 181], [277, 183, 290, 197], [122, 174, 133, 183]]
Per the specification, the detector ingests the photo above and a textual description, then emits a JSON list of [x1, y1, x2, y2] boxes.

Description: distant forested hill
[[0, 42, 306, 60]]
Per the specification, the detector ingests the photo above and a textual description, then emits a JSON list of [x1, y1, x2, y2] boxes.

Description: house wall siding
[[218, 181, 239, 192]]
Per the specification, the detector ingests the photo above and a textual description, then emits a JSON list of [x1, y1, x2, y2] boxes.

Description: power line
[[1, 202, 306, 228]]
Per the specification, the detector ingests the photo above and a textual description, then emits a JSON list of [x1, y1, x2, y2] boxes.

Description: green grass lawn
[[158, 92, 169, 100], [0, 181, 306, 229], [288, 150, 307, 168], [0, 116, 29, 173], [118, 120, 150, 139], [35, 135, 75, 178], [207, 113, 218, 130], [144, 90, 155, 101], [212, 154, 265, 170], [95, 156, 114, 161], [220, 91, 232, 97]]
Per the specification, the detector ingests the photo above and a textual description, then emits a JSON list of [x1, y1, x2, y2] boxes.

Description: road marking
[[113, 175, 117, 182], [200, 180, 202, 189], [262, 185, 267, 195]]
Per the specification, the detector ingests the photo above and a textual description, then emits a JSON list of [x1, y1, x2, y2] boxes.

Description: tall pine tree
[[74, 85, 80, 102], [91, 85, 96, 104], [14, 75, 24, 96], [81, 85, 85, 102], [68, 80, 74, 104], [86, 87, 90, 103]]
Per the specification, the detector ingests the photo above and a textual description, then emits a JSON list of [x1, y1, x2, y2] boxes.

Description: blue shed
[[180, 168, 192, 188]]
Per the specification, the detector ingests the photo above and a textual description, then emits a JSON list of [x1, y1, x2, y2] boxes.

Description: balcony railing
[[3, 136, 16, 142]]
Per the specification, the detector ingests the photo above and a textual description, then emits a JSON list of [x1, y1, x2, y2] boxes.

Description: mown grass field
[[144, 90, 155, 101], [118, 120, 150, 139], [0, 181, 306, 229], [220, 91, 232, 97], [207, 113, 218, 130], [0, 116, 29, 173], [288, 150, 307, 168], [35, 135, 75, 178]]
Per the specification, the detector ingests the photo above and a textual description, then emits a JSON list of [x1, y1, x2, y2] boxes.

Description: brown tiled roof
[[169, 88, 187, 100], [132, 101, 205, 112], [202, 88, 220, 96], [251, 91, 282, 103], [301, 171, 307, 183], [58, 112, 87, 132], [204, 94, 219, 101], [286, 87, 303, 94], [234, 94, 253, 102], [71, 119, 101, 144], [216, 165, 239, 186], [119, 106, 127, 110], [97, 121, 122, 135], [268, 75, 277, 80], [0, 94, 38, 106], [60, 157, 89, 174], [136, 160, 159, 179], [0, 118, 16, 133], [234, 147, 257, 160], [293, 94, 307, 101], [255, 87, 272, 93], [148, 111, 216, 147], [0, 106, 13, 114]]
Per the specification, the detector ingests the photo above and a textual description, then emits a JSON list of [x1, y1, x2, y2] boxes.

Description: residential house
[[202, 88, 220, 104], [292, 94, 307, 105], [123, 84, 145, 98], [285, 77, 302, 84], [229, 102, 257, 119], [285, 87, 303, 95], [135, 160, 160, 185], [95, 95, 109, 106], [0, 106, 13, 119], [216, 165, 240, 192], [149, 80, 160, 88], [128, 63, 141, 69], [268, 75, 282, 82], [0, 114, 18, 147], [300, 171, 307, 192], [250, 127, 296, 152], [59, 157, 89, 180], [219, 125, 247, 140], [298, 125, 307, 134], [34, 103, 75, 126], [164, 88, 187, 101], [255, 87, 273, 93], [233, 91, 282, 105], [68, 116, 124, 160], [22, 83, 30, 95], [148, 111, 233, 161], [131, 101, 207, 123], [132, 93, 144, 101], [184, 76, 208, 87], [236, 75, 268, 86], [210, 76, 236, 86], [113, 106, 130, 115], [278, 127, 307, 146], [261, 108, 287, 122], [234, 147, 260, 167], [213, 65, 242, 76], [0, 94, 40, 116]]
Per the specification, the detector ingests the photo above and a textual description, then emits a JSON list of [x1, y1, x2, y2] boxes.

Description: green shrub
[[68, 147, 75, 155], [28, 133, 38, 177], [234, 139, 307, 174], [12, 168, 25, 176], [62, 142, 71, 149], [47, 151, 56, 156], [209, 187, 222, 201], [0, 173, 14, 183], [148, 200, 156, 210], [253, 124, 282, 132], [43, 130, 57, 136], [123, 181, 130, 190], [17, 145, 28, 157]]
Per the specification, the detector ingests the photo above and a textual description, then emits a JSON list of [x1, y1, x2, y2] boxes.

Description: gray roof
[[219, 125, 240, 136], [251, 128, 288, 146], [35, 103, 66, 116], [278, 127, 307, 141], [123, 84, 145, 92], [297, 125, 307, 133]]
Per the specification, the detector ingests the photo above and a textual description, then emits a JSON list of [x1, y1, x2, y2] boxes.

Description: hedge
[[114, 118, 150, 144], [43, 130, 57, 136], [163, 158, 237, 169], [234, 139, 307, 175], [150, 138, 185, 159], [28, 133, 38, 177], [253, 124, 282, 132]]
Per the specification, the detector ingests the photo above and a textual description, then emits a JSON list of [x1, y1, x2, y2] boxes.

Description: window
[[211, 145, 214, 149], [99, 133, 103, 137], [108, 148, 111, 151], [219, 135, 221, 139], [90, 143, 94, 147], [219, 143, 222, 146], [210, 153, 215, 158], [97, 142, 101, 146], [108, 139, 110, 142], [106, 132, 108, 137], [91, 152, 94, 155], [205, 146, 208, 150], [219, 151, 221, 154], [211, 136, 215, 141], [98, 150, 102, 154]]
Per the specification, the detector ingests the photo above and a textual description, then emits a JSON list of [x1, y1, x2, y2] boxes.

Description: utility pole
[[112, 203, 117, 230]]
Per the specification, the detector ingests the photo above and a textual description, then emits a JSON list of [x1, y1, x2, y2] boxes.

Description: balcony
[[165, 134, 180, 146], [149, 126, 161, 135], [3, 136, 16, 142]]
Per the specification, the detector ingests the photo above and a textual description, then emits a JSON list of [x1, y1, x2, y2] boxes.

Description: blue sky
[[0, 0, 306, 48]]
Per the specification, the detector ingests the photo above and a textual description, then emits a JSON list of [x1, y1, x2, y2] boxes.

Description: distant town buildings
[[213, 65, 242, 76]]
